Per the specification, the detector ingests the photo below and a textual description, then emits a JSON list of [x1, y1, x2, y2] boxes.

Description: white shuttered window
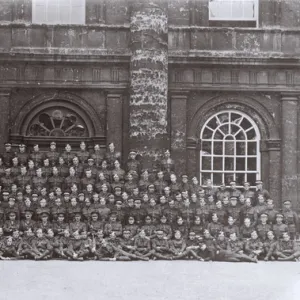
[[209, 0, 258, 22], [32, 0, 85, 25]]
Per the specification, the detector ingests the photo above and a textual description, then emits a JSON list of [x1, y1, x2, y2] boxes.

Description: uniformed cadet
[[31, 228, 52, 260], [30, 144, 43, 168], [103, 213, 122, 237], [32, 168, 47, 193], [126, 151, 141, 175], [242, 182, 254, 203], [52, 212, 69, 236], [244, 230, 264, 261], [16, 166, 31, 190], [3, 211, 20, 236], [57, 157, 69, 178], [282, 200, 299, 240], [88, 211, 104, 235], [169, 230, 194, 260], [20, 208, 36, 233], [61, 144, 75, 166], [68, 230, 90, 261], [263, 199, 278, 225], [226, 232, 257, 263], [239, 217, 255, 240], [1, 168, 14, 191], [224, 216, 240, 238], [272, 213, 288, 240], [133, 229, 153, 258], [256, 213, 272, 241], [91, 144, 104, 167], [105, 143, 121, 170], [151, 230, 173, 260], [263, 231, 278, 261], [11, 157, 21, 177], [3, 143, 14, 167], [274, 232, 300, 261], [48, 166, 64, 190], [76, 141, 90, 165], [254, 180, 270, 205], [0, 236, 18, 259]]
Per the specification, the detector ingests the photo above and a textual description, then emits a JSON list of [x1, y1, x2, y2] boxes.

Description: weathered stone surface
[[281, 95, 298, 209], [0, 89, 11, 152], [129, 0, 169, 167]]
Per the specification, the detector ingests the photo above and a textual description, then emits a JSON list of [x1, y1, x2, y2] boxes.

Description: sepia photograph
[[0, 0, 299, 299]]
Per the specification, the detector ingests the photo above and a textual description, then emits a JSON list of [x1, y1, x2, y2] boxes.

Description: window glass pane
[[236, 130, 246, 140], [213, 141, 223, 155], [47, 1, 58, 24], [247, 128, 256, 140], [236, 157, 245, 171], [219, 124, 229, 135], [240, 118, 252, 131], [232, 1, 244, 19], [71, 6, 85, 24], [207, 117, 218, 130], [202, 128, 213, 139], [230, 124, 240, 135], [209, 1, 232, 19], [247, 142, 257, 155], [236, 173, 245, 186], [202, 141, 212, 154], [59, 7, 70, 24], [225, 157, 234, 170], [224, 141, 234, 155], [247, 173, 257, 186], [224, 173, 235, 185], [213, 157, 223, 171], [236, 142, 246, 155], [214, 130, 224, 140], [243, 1, 256, 19], [231, 113, 242, 124], [202, 157, 212, 171], [247, 158, 257, 171], [212, 173, 222, 185], [201, 173, 211, 184], [217, 112, 229, 124]]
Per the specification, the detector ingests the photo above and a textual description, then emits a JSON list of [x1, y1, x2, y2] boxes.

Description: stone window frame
[[200, 110, 261, 187], [32, 0, 86, 25]]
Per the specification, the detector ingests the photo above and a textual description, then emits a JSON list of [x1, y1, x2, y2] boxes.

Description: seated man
[[226, 232, 257, 263], [169, 230, 203, 260], [263, 230, 278, 261], [31, 228, 52, 260], [274, 232, 300, 261], [151, 230, 173, 260], [0, 236, 19, 260], [134, 229, 153, 258], [244, 230, 264, 261], [67, 230, 90, 261]]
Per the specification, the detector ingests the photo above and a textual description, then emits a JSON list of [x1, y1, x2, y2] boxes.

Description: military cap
[[181, 174, 188, 178], [91, 210, 99, 216], [256, 180, 263, 184], [260, 213, 268, 217], [32, 193, 38, 197], [276, 213, 284, 218], [230, 180, 236, 185], [129, 150, 137, 155], [4, 143, 11, 146], [7, 211, 17, 216], [123, 229, 131, 233], [78, 192, 84, 196], [88, 158, 94, 162], [8, 197, 16, 201], [114, 187, 122, 191], [230, 196, 237, 200], [73, 211, 82, 216], [50, 141, 56, 145], [283, 200, 291, 204], [57, 212, 65, 216], [3, 191, 9, 196], [19, 144, 26, 148], [24, 208, 34, 214], [63, 192, 70, 196]]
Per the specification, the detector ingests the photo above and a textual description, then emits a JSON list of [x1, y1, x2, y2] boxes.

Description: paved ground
[[0, 261, 299, 300]]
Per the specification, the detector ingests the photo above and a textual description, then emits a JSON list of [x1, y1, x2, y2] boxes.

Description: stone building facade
[[0, 0, 299, 209]]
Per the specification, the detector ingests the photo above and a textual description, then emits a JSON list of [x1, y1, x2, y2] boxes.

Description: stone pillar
[[267, 140, 281, 209], [129, 0, 169, 168], [281, 94, 298, 209], [0, 88, 11, 153], [106, 91, 123, 155], [170, 92, 188, 175]]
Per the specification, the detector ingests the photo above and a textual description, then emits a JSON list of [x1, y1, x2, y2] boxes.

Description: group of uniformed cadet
[[0, 141, 299, 262]]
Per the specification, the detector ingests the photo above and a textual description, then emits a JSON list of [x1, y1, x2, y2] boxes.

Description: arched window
[[27, 108, 88, 137], [200, 110, 261, 187]]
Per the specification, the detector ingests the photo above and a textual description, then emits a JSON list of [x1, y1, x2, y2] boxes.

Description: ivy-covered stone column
[[129, 0, 169, 168]]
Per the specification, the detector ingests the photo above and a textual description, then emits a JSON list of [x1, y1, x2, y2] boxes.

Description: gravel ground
[[0, 261, 299, 300]]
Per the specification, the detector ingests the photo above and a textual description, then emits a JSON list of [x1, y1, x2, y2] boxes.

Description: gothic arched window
[[27, 108, 88, 137], [200, 110, 261, 187]]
